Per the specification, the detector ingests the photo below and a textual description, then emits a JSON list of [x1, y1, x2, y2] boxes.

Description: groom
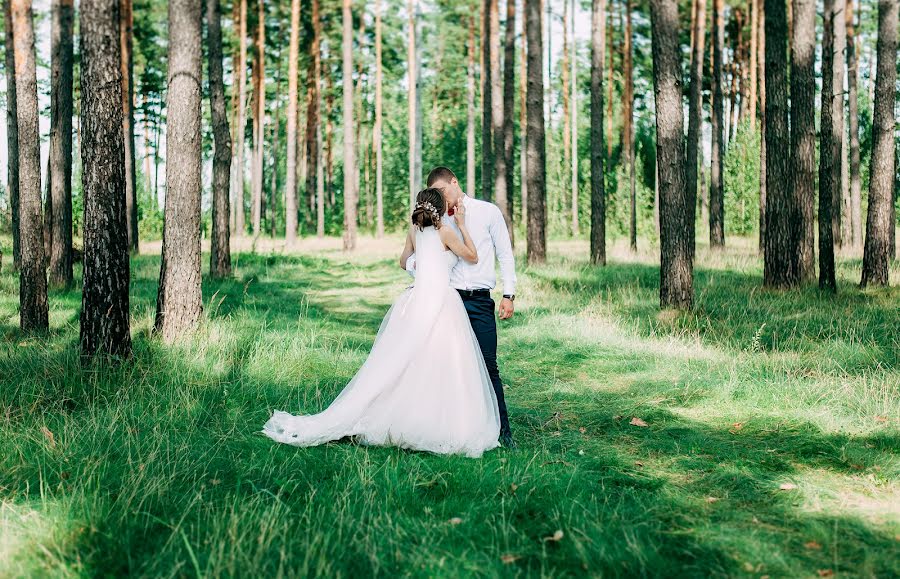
[[401, 167, 518, 448]]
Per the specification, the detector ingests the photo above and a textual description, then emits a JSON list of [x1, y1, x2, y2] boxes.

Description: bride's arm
[[440, 224, 478, 264], [399, 225, 416, 270]]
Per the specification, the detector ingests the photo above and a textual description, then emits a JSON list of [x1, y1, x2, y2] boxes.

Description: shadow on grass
[[2, 334, 896, 576]]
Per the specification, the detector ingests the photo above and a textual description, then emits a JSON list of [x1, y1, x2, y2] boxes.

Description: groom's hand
[[498, 298, 514, 320]]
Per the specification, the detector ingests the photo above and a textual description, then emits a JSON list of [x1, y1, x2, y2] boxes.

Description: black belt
[[457, 288, 491, 298]]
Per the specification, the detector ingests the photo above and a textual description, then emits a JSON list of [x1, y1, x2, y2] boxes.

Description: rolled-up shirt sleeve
[[490, 208, 517, 295]]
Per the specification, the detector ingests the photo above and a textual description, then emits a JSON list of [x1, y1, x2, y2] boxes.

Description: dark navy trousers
[[458, 291, 511, 436]]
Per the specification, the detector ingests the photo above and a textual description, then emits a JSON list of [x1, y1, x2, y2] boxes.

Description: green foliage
[[723, 120, 761, 236], [1, 238, 898, 576]]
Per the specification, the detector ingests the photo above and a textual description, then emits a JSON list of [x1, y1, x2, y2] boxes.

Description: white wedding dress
[[262, 226, 501, 457]]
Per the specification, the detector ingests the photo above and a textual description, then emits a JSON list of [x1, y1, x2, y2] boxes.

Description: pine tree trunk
[[709, 0, 725, 248], [325, 73, 334, 207], [606, 0, 614, 158], [155, 0, 203, 342], [229, 0, 239, 231], [727, 10, 741, 138], [79, 0, 131, 357], [562, 0, 571, 234], [686, 0, 706, 258], [207, 0, 231, 278], [763, 0, 801, 287], [481, 0, 493, 202], [5, 0, 20, 271], [466, 14, 476, 196], [11, 0, 48, 332], [48, 0, 74, 288], [121, 0, 138, 253], [791, 0, 816, 280], [251, 0, 264, 237], [832, 0, 846, 250], [407, 0, 418, 206], [525, 0, 545, 264], [308, 0, 322, 237], [284, 0, 300, 243], [375, 0, 384, 238], [520, 7, 528, 225], [234, 0, 247, 235], [817, 0, 839, 291], [490, 0, 507, 223], [569, 0, 578, 238], [590, 0, 607, 265], [860, 0, 898, 287], [650, 0, 692, 309], [748, 0, 758, 128], [342, 0, 356, 250], [268, 37, 281, 239], [503, 0, 516, 241], [758, 0, 766, 252], [846, 0, 862, 250], [625, 0, 636, 252]]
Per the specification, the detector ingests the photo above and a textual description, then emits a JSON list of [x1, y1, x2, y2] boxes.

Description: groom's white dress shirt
[[408, 195, 517, 296]]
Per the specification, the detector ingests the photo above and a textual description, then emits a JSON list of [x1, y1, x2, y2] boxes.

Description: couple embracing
[[263, 166, 517, 457]]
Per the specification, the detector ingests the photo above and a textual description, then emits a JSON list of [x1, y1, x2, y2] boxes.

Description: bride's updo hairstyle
[[412, 188, 446, 231]]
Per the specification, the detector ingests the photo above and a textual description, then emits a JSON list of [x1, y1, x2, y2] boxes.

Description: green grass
[[1, 237, 898, 577]]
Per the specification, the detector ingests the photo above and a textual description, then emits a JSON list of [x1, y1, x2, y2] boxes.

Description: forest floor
[[1, 234, 898, 577]]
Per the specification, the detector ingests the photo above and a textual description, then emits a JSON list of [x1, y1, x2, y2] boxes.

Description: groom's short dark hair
[[426, 166, 456, 186]]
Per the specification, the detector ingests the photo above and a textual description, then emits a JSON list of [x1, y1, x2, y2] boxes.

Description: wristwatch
[[503, 294, 515, 302]]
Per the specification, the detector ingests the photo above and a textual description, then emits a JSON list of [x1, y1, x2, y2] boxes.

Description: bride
[[262, 188, 501, 458]]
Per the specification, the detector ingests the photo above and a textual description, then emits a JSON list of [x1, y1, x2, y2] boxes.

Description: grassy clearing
[[1, 236, 898, 577]]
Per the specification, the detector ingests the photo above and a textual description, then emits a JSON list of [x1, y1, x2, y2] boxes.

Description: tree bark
[[5, 0, 20, 270], [79, 0, 131, 358], [341, 0, 356, 250], [817, 0, 839, 291], [490, 0, 507, 225], [11, 0, 48, 332], [467, 15, 477, 196], [234, 0, 247, 234], [791, 0, 816, 280], [590, 0, 606, 265], [48, 0, 74, 287], [407, 0, 418, 207], [503, 0, 516, 241], [686, 0, 706, 259], [650, 0, 692, 309], [748, 0, 758, 128], [284, 0, 300, 243], [846, 0, 862, 250], [625, 0, 636, 252], [763, 0, 801, 287], [229, 0, 239, 230], [250, 0, 264, 237], [375, 0, 384, 238], [155, 0, 203, 342], [569, 0, 578, 238], [525, 0, 546, 264], [480, 0, 493, 202], [520, 5, 528, 225], [121, 0, 137, 253], [860, 0, 898, 287], [308, 0, 322, 237], [758, 0, 766, 252], [831, 0, 846, 250], [207, 0, 231, 278], [562, 0, 571, 234], [267, 29, 281, 239], [709, 0, 725, 248]]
